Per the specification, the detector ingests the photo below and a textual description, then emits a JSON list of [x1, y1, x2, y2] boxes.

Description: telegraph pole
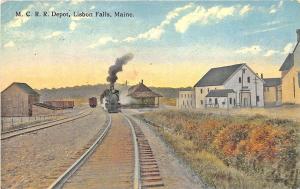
[[254, 76, 258, 107]]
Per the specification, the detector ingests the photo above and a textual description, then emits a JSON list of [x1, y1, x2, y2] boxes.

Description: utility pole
[[254, 76, 258, 107]]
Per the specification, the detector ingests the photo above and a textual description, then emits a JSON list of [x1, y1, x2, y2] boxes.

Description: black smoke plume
[[107, 53, 134, 88]]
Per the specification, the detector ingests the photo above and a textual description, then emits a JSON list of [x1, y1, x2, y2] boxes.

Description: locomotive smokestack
[[106, 53, 134, 88]]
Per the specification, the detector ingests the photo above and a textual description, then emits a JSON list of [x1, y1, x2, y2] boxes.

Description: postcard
[[1, 1, 300, 189]]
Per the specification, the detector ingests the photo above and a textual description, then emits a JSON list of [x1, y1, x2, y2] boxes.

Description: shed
[[1, 82, 40, 117]]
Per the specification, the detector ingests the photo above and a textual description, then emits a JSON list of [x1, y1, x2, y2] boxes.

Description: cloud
[[269, 0, 283, 14], [4, 41, 15, 48], [124, 3, 193, 42], [69, 21, 77, 31], [297, 0, 300, 3], [88, 36, 118, 48], [244, 24, 289, 35], [44, 31, 63, 39], [282, 42, 294, 54], [175, 5, 235, 33], [263, 20, 281, 26], [49, 7, 55, 11], [6, 5, 33, 28], [264, 50, 279, 57], [235, 45, 262, 55], [239, 5, 252, 16], [70, 0, 84, 5], [90, 6, 95, 10]]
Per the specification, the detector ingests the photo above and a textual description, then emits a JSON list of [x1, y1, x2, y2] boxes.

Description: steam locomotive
[[100, 86, 121, 113]]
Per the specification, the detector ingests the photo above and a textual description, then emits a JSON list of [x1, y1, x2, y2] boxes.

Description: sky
[[1, 0, 300, 90]]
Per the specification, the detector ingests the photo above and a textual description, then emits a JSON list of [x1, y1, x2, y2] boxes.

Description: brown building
[[127, 80, 162, 108], [1, 82, 40, 117], [263, 78, 282, 106]]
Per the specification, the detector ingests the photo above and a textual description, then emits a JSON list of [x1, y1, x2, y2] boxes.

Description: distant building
[[279, 29, 300, 104], [177, 91, 195, 109], [1, 82, 40, 117], [263, 78, 282, 106], [127, 80, 162, 108], [177, 63, 264, 109]]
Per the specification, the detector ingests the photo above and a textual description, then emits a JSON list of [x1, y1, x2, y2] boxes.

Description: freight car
[[44, 101, 74, 109], [89, 97, 97, 108]]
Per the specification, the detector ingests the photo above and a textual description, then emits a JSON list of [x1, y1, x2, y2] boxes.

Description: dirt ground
[[1, 107, 107, 189]]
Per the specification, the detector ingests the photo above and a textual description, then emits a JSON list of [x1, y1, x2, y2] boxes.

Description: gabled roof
[[279, 41, 299, 72], [1, 82, 39, 96], [194, 64, 244, 87], [263, 78, 281, 87], [279, 53, 294, 71], [206, 89, 235, 97], [128, 82, 162, 98]]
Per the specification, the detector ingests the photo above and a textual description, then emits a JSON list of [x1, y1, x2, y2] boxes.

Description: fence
[[1, 115, 64, 132], [0, 105, 91, 132]]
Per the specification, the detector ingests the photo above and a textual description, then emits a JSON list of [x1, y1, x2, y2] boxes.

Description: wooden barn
[[1, 82, 40, 117], [127, 80, 162, 108]]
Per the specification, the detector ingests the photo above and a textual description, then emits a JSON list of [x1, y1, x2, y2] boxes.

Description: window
[[229, 98, 232, 105], [256, 96, 260, 102], [200, 89, 203, 94], [234, 99, 236, 105], [207, 88, 210, 92], [293, 77, 296, 98], [215, 98, 218, 105], [298, 72, 300, 88], [247, 77, 250, 83], [201, 100, 203, 105], [243, 69, 246, 74], [183, 101, 185, 105], [209, 98, 212, 103], [239, 77, 242, 83]]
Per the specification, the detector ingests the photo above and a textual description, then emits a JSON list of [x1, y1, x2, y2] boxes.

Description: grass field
[[138, 110, 300, 189]]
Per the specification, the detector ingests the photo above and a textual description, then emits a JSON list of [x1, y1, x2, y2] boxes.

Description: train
[[100, 86, 121, 113], [89, 97, 98, 108]]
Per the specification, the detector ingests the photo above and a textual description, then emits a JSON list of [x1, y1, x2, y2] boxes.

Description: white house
[[177, 63, 265, 109], [205, 89, 236, 108], [177, 90, 195, 109]]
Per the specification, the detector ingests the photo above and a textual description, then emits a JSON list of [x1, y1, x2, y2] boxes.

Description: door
[[240, 92, 251, 107]]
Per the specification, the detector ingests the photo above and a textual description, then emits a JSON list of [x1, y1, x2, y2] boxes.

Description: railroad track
[[48, 113, 164, 189], [1, 109, 92, 140], [125, 114, 164, 189]]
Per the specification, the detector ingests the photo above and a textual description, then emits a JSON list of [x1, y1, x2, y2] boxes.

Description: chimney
[[141, 79, 143, 84], [261, 73, 264, 79], [297, 29, 300, 42]]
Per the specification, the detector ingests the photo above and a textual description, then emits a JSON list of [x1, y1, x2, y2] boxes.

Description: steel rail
[[1, 110, 92, 140], [47, 114, 112, 189], [123, 113, 141, 189]]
